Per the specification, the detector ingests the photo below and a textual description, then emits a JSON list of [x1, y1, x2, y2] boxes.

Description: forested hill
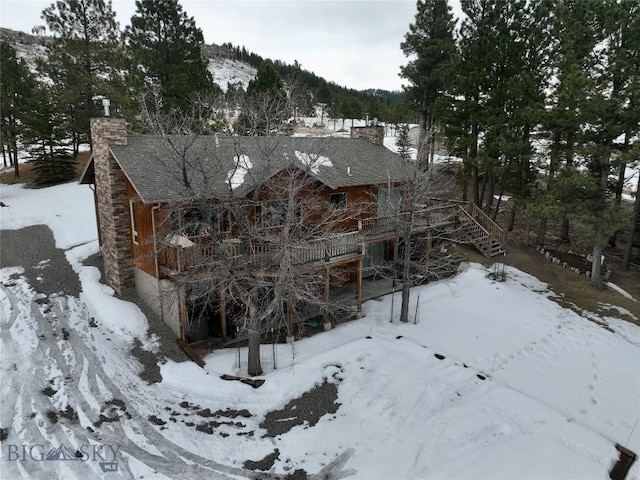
[[0, 27, 412, 123]]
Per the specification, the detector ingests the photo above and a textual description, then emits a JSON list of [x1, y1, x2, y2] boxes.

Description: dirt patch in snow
[[260, 381, 341, 438], [131, 338, 162, 384], [244, 448, 280, 471]]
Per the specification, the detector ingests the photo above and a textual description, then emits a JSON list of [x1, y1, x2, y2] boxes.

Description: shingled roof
[[106, 135, 404, 204]]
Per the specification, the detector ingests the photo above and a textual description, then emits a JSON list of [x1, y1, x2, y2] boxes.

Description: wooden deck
[[158, 200, 506, 277]]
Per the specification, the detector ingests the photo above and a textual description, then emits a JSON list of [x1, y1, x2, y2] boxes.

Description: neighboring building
[[81, 117, 505, 346]]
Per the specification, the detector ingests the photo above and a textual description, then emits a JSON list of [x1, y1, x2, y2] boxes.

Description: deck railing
[[158, 200, 504, 273], [160, 231, 363, 273], [358, 205, 458, 236]]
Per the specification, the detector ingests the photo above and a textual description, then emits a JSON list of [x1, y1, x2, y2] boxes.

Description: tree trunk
[[471, 123, 480, 206], [561, 215, 570, 243], [508, 204, 517, 232], [493, 158, 513, 222], [622, 187, 640, 270], [590, 157, 610, 289], [486, 171, 495, 216], [536, 216, 547, 247], [399, 235, 411, 323], [461, 173, 468, 202], [590, 225, 604, 289], [479, 169, 488, 211], [11, 138, 19, 178], [615, 162, 626, 206], [247, 319, 263, 376], [417, 90, 431, 167], [524, 217, 531, 246]]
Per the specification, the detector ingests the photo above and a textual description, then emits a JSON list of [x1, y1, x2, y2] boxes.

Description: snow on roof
[[226, 154, 253, 190], [294, 150, 333, 174]]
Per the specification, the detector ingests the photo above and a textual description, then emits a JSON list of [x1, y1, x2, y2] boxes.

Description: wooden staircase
[[457, 202, 506, 258], [429, 199, 506, 258]]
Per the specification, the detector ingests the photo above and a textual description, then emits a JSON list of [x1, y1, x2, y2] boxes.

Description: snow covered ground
[[1, 181, 639, 480]]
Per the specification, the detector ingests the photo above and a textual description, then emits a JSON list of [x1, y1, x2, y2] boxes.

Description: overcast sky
[[0, 0, 462, 91]]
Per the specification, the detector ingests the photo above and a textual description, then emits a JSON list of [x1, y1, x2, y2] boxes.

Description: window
[[220, 209, 232, 232], [330, 192, 347, 211], [170, 211, 180, 232], [206, 207, 231, 234], [254, 205, 263, 228], [129, 200, 139, 245], [265, 201, 286, 227], [377, 187, 402, 216], [183, 208, 204, 236]]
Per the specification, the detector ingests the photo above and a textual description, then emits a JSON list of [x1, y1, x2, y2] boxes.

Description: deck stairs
[[456, 203, 506, 258], [429, 199, 506, 258]]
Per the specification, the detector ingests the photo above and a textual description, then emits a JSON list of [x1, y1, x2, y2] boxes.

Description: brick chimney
[[350, 125, 384, 146], [90, 117, 133, 295]]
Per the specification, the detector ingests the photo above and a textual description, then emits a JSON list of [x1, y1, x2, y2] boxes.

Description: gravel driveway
[[0, 225, 350, 480], [0, 225, 81, 296]]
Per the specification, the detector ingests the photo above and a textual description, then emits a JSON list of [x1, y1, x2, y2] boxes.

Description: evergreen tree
[[396, 124, 412, 161], [237, 59, 289, 135], [40, 0, 124, 152], [0, 41, 34, 178], [316, 83, 333, 105], [24, 81, 77, 185], [584, 0, 640, 287], [400, 0, 456, 166], [125, 0, 214, 112], [247, 59, 284, 94], [444, 0, 547, 215]]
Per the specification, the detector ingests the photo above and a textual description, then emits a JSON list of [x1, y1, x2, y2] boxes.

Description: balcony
[[157, 201, 505, 275], [159, 231, 363, 274]]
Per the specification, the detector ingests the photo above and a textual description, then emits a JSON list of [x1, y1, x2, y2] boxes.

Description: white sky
[[0, 0, 463, 91]]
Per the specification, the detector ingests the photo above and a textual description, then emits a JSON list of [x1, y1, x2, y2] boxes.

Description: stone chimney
[[90, 117, 133, 295], [350, 125, 384, 146]]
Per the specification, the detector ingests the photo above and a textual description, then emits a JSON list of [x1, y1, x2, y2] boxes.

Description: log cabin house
[[80, 117, 505, 347]]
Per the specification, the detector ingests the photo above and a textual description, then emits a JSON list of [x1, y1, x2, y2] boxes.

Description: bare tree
[[373, 125, 456, 323], [140, 92, 365, 376], [165, 141, 363, 376]]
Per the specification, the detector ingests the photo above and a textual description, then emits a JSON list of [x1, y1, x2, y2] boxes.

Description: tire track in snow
[[3, 272, 355, 480]]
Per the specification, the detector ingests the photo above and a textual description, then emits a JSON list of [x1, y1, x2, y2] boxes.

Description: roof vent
[[347, 166, 352, 176]]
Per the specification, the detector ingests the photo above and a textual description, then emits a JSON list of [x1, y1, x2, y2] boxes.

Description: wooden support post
[[323, 268, 330, 326], [356, 257, 363, 315], [220, 279, 227, 342], [179, 285, 187, 341]]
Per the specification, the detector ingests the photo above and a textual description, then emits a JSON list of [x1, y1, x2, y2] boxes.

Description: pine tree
[[400, 0, 456, 166], [24, 82, 77, 185], [40, 0, 124, 152], [584, 0, 640, 287], [247, 59, 284, 94], [125, 0, 214, 112], [0, 41, 35, 178], [396, 124, 412, 161], [237, 59, 289, 135]]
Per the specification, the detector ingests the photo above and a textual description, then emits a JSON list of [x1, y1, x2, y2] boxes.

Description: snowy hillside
[[0, 27, 258, 92], [0, 28, 50, 73], [207, 57, 256, 92]]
